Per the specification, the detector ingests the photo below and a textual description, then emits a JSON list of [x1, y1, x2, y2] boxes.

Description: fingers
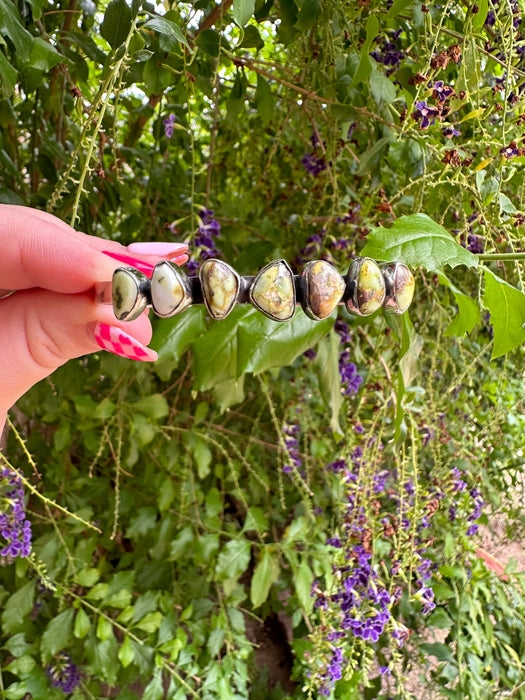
[[0, 288, 155, 413], [0, 205, 188, 294]]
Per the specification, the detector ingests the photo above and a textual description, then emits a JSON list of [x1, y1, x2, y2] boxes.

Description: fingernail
[[169, 254, 189, 266], [102, 251, 155, 277], [127, 242, 188, 256], [91, 323, 157, 362]]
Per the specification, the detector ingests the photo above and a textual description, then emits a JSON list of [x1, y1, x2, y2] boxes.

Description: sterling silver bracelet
[[101, 257, 415, 323]]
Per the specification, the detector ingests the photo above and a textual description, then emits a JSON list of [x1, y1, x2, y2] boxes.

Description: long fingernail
[[91, 323, 157, 362], [127, 242, 188, 256], [170, 254, 189, 266], [102, 251, 155, 277]]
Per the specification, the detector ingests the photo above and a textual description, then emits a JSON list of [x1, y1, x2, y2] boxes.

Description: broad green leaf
[[0, 0, 34, 62], [97, 616, 113, 641], [427, 607, 453, 629], [4, 654, 35, 676], [196, 29, 221, 57], [356, 135, 392, 176], [101, 0, 132, 50], [135, 611, 163, 634], [2, 582, 34, 633], [24, 37, 62, 72], [216, 539, 252, 581], [3, 668, 49, 700], [498, 192, 517, 214], [439, 274, 481, 337], [233, 0, 255, 27], [194, 434, 213, 478], [361, 214, 479, 271], [387, 0, 415, 18], [251, 547, 280, 607], [74, 567, 100, 587], [143, 16, 190, 51], [369, 68, 396, 105], [118, 635, 135, 668], [0, 51, 18, 97], [192, 307, 333, 392], [40, 608, 75, 662], [483, 269, 525, 359], [314, 331, 344, 437], [295, 0, 320, 30], [350, 14, 378, 87]]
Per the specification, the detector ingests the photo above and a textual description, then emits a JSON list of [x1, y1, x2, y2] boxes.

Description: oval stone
[[150, 261, 192, 318], [200, 259, 240, 320], [250, 260, 296, 321], [382, 262, 415, 314], [112, 267, 149, 322], [300, 261, 345, 320], [345, 258, 386, 316]]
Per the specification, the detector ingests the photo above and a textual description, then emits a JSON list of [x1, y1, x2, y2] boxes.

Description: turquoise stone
[[150, 261, 192, 318], [112, 267, 149, 322], [200, 259, 240, 320], [345, 258, 386, 316], [250, 260, 296, 321]]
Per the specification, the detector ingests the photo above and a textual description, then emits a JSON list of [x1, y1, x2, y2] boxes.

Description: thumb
[[0, 289, 155, 412]]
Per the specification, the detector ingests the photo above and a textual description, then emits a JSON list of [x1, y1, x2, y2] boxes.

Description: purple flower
[[432, 80, 455, 103], [466, 524, 479, 536], [282, 422, 302, 474], [414, 100, 439, 129], [0, 468, 32, 559], [302, 152, 327, 177], [163, 113, 176, 138], [47, 653, 81, 693], [443, 125, 461, 138], [188, 209, 222, 272], [467, 234, 484, 254], [339, 350, 363, 396]]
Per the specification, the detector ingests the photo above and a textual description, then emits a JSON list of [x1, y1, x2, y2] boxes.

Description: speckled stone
[[250, 260, 295, 321], [112, 267, 149, 322], [345, 258, 386, 316], [300, 261, 345, 320], [150, 261, 192, 318], [200, 259, 240, 320], [382, 262, 415, 314]]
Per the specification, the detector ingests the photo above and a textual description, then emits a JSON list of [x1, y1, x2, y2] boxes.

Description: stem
[[478, 252, 525, 261]]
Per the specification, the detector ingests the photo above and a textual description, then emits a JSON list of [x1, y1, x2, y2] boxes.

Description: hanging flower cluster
[[0, 467, 32, 559]]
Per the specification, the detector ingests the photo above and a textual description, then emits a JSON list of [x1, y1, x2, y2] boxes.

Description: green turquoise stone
[[345, 258, 386, 316], [250, 260, 295, 321], [200, 259, 240, 320], [112, 267, 149, 322]]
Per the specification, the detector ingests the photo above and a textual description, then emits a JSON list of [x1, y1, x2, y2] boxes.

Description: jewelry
[[102, 257, 415, 323], [0, 290, 17, 300]]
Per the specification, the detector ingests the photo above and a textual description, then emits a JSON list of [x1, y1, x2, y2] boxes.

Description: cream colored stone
[[305, 261, 345, 319], [357, 258, 385, 315], [251, 260, 295, 321], [200, 259, 239, 320]]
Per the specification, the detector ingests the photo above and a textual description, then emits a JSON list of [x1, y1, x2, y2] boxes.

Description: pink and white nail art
[[93, 323, 157, 362]]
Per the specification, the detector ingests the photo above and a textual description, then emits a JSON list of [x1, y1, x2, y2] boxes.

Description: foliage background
[[1, 0, 525, 697]]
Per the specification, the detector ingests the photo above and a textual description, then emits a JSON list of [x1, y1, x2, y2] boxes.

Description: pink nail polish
[[102, 251, 155, 277], [168, 254, 189, 266], [92, 323, 157, 362], [127, 242, 188, 256]]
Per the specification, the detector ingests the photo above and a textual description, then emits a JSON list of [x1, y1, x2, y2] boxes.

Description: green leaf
[[250, 547, 280, 607], [207, 628, 226, 657], [195, 29, 221, 57], [350, 14, 378, 88], [143, 669, 164, 700], [439, 274, 481, 337], [135, 611, 162, 634], [40, 608, 75, 663], [216, 539, 252, 581], [255, 74, 274, 125], [295, 0, 320, 30], [427, 607, 453, 629], [194, 434, 213, 478], [483, 269, 525, 359], [314, 331, 344, 437], [101, 0, 132, 50], [74, 608, 91, 639], [356, 135, 392, 176], [142, 16, 190, 52], [2, 582, 34, 634], [498, 192, 517, 214], [294, 558, 314, 613], [192, 307, 333, 392], [24, 37, 62, 71], [419, 642, 456, 663], [0, 50, 18, 97], [237, 24, 264, 50], [369, 68, 397, 105], [0, 0, 34, 62], [472, 0, 489, 29], [233, 0, 255, 26], [387, 0, 415, 18], [3, 668, 49, 700], [132, 393, 169, 420], [74, 567, 100, 587], [118, 635, 135, 668], [361, 214, 479, 271]]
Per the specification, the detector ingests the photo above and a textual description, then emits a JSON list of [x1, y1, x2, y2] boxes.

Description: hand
[[0, 205, 188, 431]]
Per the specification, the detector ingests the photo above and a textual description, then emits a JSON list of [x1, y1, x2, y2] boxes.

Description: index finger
[[0, 205, 188, 293]]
